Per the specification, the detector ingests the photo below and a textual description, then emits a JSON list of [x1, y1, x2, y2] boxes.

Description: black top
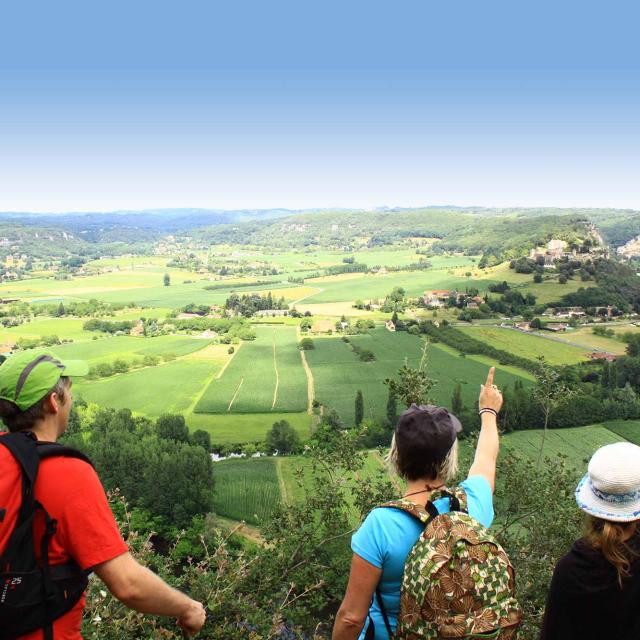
[[539, 534, 640, 640]]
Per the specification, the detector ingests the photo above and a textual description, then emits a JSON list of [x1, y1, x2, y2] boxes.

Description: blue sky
[[1, 0, 639, 212]]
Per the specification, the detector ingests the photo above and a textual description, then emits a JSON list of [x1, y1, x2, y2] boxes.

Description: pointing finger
[[485, 366, 495, 387]]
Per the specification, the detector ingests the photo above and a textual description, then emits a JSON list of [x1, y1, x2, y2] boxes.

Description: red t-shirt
[[0, 438, 128, 640]]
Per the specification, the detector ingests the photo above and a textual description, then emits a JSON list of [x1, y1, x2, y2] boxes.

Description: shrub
[[299, 337, 315, 350]]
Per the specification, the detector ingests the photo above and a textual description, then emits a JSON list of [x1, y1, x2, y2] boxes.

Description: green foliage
[[299, 337, 315, 350], [163, 272, 170, 286], [156, 413, 190, 443], [265, 419, 300, 454], [190, 429, 212, 452], [384, 341, 435, 407], [354, 390, 364, 426], [61, 407, 212, 529]]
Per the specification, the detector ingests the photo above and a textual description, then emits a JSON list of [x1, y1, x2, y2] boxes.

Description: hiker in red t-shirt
[[0, 351, 206, 639]]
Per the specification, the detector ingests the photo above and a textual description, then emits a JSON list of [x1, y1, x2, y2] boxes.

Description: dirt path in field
[[276, 457, 290, 505], [300, 350, 314, 414], [227, 377, 244, 412], [296, 325, 315, 414], [271, 330, 279, 410], [216, 341, 242, 379]]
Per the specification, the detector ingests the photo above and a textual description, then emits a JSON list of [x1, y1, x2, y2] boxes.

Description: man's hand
[[479, 366, 503, 413], [177, 599, 206, 636]]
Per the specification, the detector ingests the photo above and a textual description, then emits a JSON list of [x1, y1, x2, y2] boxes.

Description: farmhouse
[[514, 322, 532, 332], [423, 290, 454, 307], [553, 307, 586, 318], [129, 320, 145, 336], [588, 352, 618, 362], [466, 301, 479, 310], [546, 323, 569, 332], [0, 343, 15, 356]]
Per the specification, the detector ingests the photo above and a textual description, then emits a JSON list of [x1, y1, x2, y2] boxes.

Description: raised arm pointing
[[468, 367, 503, 492]]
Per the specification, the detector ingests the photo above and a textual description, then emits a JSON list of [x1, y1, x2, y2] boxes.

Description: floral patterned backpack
[[366, 486, 522, 639]]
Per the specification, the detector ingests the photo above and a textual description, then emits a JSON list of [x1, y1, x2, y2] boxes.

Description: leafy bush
[[299, 337, 315, 350]]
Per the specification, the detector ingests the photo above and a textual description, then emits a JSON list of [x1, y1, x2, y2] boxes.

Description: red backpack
[[0, 431, 94, 640]]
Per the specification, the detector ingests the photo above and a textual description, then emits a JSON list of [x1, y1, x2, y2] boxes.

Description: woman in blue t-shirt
[[332, 367, 503, 640]]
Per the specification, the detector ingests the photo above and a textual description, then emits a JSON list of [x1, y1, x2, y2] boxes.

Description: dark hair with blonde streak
[[584, 515, 639, 587]]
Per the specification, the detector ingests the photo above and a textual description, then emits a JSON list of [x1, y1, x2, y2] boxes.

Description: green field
[[194, 326, 307, 414], [501, 426, 624, 470], [187, 411, 313, 445], [32, 334, 210, 364], [305, 329, 531, 426], [603, 420, 640, 445], [75, 359, 219, 415], [212, 457, 281, 524], [457, 326, 589, 365], [213, 422, 635, 525]]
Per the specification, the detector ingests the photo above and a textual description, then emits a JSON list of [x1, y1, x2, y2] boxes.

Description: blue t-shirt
[[351, 475, 494, 640]]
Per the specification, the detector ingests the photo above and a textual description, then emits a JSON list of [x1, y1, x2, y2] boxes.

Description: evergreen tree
[[451, 383, 463, 416], [55, 302, 65, 317], [385, 387, 398, 427], [163, 273, 171, 286], [355, 390, 364, 426], [601, 363, 611, 391]]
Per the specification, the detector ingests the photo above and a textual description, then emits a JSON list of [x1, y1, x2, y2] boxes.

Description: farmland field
[[305, 328, 531, 426], [194, 325, 307, 414], [547, 325, 635, 355], [32, 334, 210, 365], [501, 426, 624, 470], [457, 326, 589, 364], [603, 420, 640, 445], [212, 422, 636, 525], [75, 359, 219, 415], [212, 457, 281, 524], [187, 411, 312, 445]]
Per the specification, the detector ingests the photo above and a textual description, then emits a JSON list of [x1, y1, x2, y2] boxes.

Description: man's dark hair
[[0, 376, 71, 433]]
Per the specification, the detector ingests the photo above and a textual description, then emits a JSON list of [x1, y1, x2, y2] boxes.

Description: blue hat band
[[590, 481, 640, 505]]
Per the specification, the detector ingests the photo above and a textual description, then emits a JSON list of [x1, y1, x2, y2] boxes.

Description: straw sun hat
[[576, 442, 640, 523]]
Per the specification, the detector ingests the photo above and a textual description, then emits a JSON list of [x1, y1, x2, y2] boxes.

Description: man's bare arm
[[93, 552, 205, 635]]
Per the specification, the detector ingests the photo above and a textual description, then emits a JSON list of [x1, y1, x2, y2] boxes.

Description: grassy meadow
[[457, 325, 589, 364], [305, 329, 532, 426], [194, 325, 308, 414]]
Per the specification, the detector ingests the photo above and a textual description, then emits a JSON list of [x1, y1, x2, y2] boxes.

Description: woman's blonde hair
[[387, 434, 459, 483], [584, 515, 639, 587]]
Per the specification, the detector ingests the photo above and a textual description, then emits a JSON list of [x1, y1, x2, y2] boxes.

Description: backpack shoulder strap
[[429, 484, 469, 514], [0, 431, 40, 486], [378, 498, 440, 525], [36, 442, 95, 469]]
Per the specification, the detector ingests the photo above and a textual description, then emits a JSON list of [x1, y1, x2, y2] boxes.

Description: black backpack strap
[[364, 589, 394, 639], [0, 432, 40, 568], [36, 442, 95, 469], [376, 588, 393, 637]]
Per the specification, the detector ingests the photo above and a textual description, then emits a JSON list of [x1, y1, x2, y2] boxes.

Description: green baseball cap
[[0, 351, 88, 411]]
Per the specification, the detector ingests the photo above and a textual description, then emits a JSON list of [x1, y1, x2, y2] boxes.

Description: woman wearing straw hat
[[540, 442, 640, 640]]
